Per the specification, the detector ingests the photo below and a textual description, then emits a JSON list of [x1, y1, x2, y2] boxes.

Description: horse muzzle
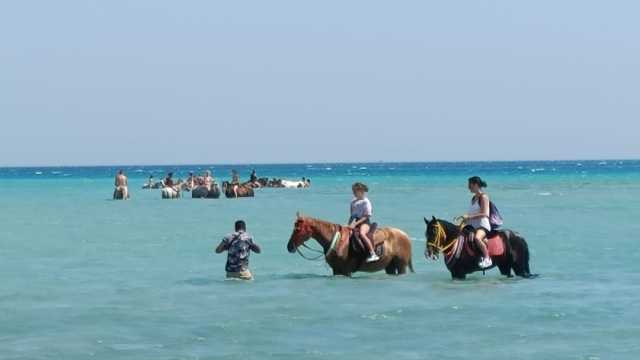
[[287, 241, 297, 253], [425, 248, 437, 261]]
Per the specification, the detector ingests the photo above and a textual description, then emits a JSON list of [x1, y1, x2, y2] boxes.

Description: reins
[[427, 221, 458, 257], [296, 242, 326, 261], [294, 219, 335, 262]]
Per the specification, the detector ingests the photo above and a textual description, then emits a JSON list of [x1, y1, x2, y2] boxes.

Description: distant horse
[[287, 213, 414, 276], [222, 181, 255, 198], [161, 181, 187, 199], [424, 216, 536, 280], [113, 188, 129, 200], [281, 180, 306, 189], [142, 182, 163, 189], [192, 184, 221, 199], [161, 187, 180, 199]]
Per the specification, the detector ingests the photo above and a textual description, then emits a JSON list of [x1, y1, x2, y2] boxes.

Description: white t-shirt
[[350, 197, 373, 220]]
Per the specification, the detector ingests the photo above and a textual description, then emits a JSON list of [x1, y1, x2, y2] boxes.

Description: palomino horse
[[424, 216, 536, 280], [287, 213, 414, 276], [161, 181, 188, 199], [222, 181, 255, 198]]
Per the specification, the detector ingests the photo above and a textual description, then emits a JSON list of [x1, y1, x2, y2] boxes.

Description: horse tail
[[509, 231, 536, 278], [391, 228, 414, 274]]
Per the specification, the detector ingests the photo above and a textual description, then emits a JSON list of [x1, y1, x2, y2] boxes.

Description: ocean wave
[[538, 192, 552, 196]]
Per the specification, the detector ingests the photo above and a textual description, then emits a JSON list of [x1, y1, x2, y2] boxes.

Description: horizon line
[[0, 158, 636, 169]]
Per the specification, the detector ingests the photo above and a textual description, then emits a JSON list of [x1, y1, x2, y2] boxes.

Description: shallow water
[[1, 161, 639, 359]]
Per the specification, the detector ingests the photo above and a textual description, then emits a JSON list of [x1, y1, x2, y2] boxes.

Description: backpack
[[489, 201, 503, 230]]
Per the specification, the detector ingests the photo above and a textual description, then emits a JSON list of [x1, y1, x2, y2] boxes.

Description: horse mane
[[435, 218, 461, 237], [303, 217, 339, 236]]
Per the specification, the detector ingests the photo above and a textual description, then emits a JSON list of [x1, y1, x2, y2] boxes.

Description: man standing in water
[[216, 220, 261, 280], [114, 169, 129, 200]]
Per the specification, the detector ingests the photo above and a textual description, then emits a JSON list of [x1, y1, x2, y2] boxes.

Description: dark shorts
[[463, 225, 490, 236], [475, 226, 490, 234], [351, 217, 371, 227]]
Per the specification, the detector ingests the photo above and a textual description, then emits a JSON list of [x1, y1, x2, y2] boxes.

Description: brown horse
[[287, 213, 414, 276], [222, 181, 255, 198]]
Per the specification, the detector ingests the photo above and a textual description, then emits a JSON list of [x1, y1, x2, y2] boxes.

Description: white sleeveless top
[[468, 196, 491, 231]]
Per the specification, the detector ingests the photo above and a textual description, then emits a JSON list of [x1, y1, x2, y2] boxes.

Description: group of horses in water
[[134, 177, 311, 199], [118, 175, 535, 280], [287, 213, 536, 280]]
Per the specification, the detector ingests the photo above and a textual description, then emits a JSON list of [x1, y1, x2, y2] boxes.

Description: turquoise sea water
[[1, 161, 639, 360]]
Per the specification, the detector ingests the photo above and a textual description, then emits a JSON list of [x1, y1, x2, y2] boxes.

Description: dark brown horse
[[424, 216, 536, 280], [287, 213, 414, 276], [222, 181, 255, 198], [113, 188, 129, 200], [192, 184, 221, 199]]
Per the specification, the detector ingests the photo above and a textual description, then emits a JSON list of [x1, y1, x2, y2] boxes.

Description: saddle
[[332, 223, 384, 260], [461, 227, 505, 258]]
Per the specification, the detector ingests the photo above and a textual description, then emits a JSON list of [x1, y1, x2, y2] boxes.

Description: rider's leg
[[359, 223, 375, 254], [475, 228, 489, 259]]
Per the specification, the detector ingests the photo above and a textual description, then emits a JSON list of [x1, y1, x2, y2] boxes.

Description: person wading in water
[[216, 220, 261, 280]]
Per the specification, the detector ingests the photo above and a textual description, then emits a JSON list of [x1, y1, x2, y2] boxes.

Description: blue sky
[[1, 1, 638, 166]]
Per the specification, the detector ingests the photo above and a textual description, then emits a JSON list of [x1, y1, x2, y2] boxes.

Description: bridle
[[427, 221, 457, 257], [296, 243, 326, 261], [292, 220, 327, 261]]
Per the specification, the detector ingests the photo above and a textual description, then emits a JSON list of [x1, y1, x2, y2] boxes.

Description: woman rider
[[461, 176, 493, 269]]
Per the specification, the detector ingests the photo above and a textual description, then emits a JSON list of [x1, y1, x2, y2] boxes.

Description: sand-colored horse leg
[[389, 228, 413, 275]]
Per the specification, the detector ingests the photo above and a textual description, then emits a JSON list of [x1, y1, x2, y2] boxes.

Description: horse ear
[[432, 216, 436, 222], [424, 217, 429, 225], [296, 211, 301, 219]]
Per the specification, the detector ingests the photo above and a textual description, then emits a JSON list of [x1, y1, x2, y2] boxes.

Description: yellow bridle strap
[[427, 222, 457, 255]]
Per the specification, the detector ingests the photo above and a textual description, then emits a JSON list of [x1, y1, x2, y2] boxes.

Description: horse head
[[425, 216, 450, 260], [287, 212, 314, 253]]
